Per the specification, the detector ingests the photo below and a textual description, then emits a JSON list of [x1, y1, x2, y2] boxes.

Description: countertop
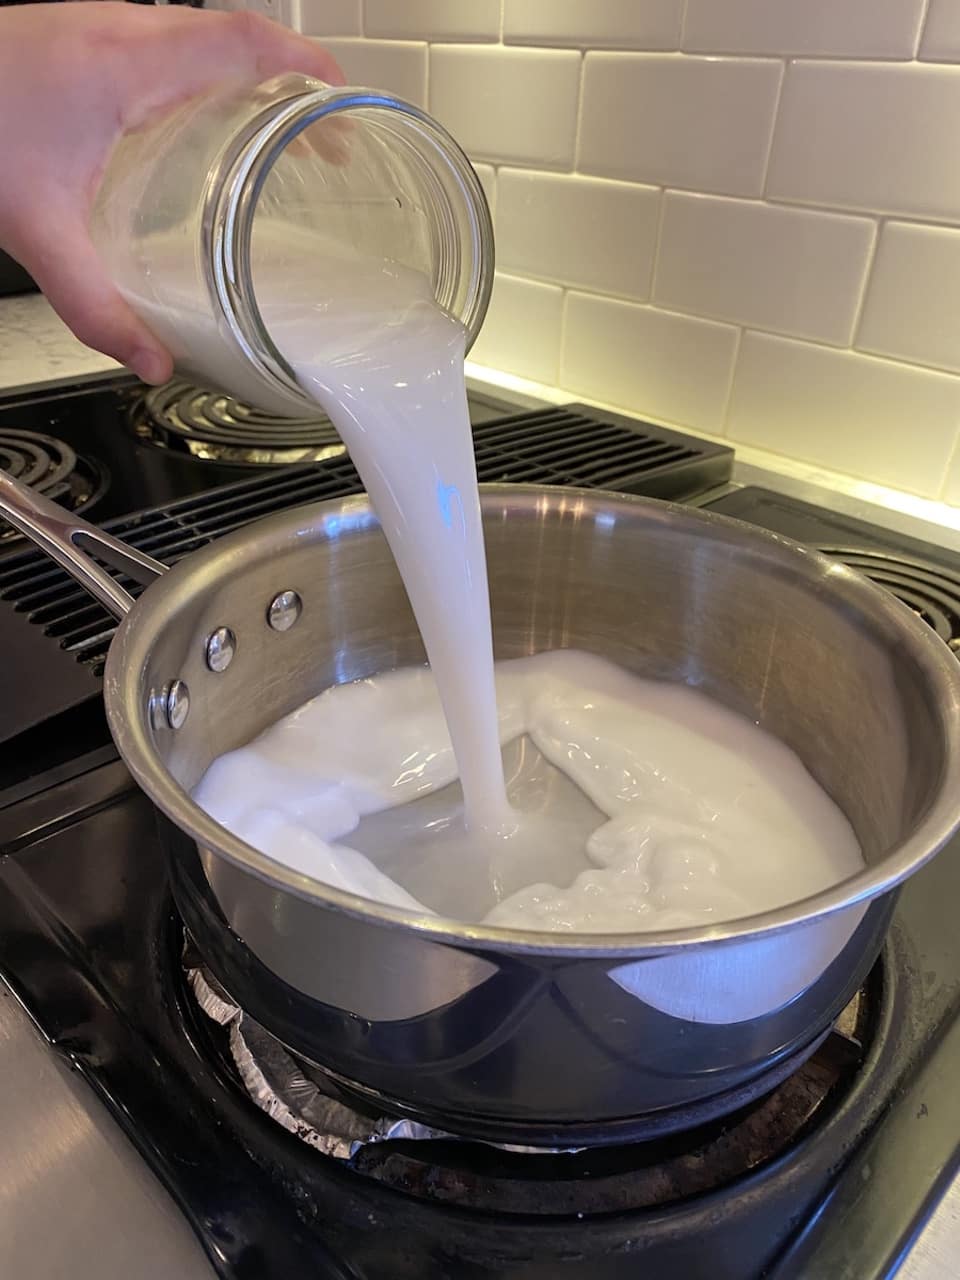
[[0, 292, 119, 388]]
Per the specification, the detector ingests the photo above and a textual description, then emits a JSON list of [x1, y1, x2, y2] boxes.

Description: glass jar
[[90, 74, 494, 415]]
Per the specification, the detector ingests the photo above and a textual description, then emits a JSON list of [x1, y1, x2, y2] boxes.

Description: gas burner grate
[[0, 429, 107, 540], [821, 547, 960, 654], [133, 379, 345, 465]]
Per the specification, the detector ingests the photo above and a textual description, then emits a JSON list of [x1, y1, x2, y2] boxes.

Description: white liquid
[[131, 225, 864, 934], [261, 264, 511, 830], [129, 233, 512, 833], [195, 650, 865, 932]]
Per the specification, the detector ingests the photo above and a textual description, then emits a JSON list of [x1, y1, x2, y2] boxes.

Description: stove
[[134, 378, 346, 465], [0, 372, 957, 1280], [0, 373, 732, 764], [703, 483, 960, 655], [0, 369, 523, 528], [0, 429, 107, 534]]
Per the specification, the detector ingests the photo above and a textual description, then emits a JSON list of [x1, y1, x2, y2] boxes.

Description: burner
[[821, 547, 960, 653], [188, 952, 875, 1218], [134, 379, 345, 465], [0, 429, 107, 539]]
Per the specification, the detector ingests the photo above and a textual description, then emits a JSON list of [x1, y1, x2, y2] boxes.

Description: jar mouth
[[205, 84, 495, 413]]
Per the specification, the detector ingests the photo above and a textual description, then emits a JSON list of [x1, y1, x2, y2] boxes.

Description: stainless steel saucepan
[[2, 470, 959, 1146]]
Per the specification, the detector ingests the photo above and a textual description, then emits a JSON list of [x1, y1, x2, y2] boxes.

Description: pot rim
[[104, 484, 960, 959]]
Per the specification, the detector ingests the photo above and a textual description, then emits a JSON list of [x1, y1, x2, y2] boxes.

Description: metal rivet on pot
[[165, 680, 190, 730], [205, 626, 236, 673], [148, 689, 167, 732], [268, 590, 302, 632]]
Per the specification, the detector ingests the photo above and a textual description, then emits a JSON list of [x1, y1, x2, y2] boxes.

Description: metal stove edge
[[698, 458, 960, 558]]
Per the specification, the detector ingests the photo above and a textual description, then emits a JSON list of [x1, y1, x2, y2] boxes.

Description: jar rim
[[204, 83, 495, 412]]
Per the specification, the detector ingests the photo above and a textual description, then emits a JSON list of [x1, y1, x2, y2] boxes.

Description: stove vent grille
[[0, 403, 731, 680]]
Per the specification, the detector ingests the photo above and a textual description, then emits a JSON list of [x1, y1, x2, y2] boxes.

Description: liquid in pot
[[189, 225, 864, 933]]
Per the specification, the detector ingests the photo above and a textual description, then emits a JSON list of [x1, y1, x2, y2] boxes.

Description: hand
[[0, 2, 343, 384]]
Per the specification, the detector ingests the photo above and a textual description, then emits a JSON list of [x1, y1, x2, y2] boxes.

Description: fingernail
[[130, 348, 169, 386]]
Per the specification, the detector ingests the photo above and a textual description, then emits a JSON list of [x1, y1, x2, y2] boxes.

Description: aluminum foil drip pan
[[186, 951, 581, 1158]]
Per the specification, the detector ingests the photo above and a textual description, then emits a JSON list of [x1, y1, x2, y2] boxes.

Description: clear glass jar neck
[[203, 81, 495, 412]]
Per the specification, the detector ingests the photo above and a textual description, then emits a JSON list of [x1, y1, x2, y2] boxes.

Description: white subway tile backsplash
[[654, 193, 874, 345], [579, 54, 782, 196], [683, 0, 925, 58], [728, 333, 960, 496], [297, 0, 361, 36], [503, 0, 682, 50], [496, 170, 659, 298], [943, 446, 960, 505], [561, 295, 739, 434], [365, 0, 500, 42], [768, 61, 960, 223], [858, 222, 960, 373], [430, 45, 581, 167], [920, 0, 960, 61], [318, 38, 427, 104], [473, 163, 497, 220], [470, 274, 564, 383], [294, 16, 960, 504]]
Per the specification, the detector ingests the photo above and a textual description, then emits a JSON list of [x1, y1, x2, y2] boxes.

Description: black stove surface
[[0, 371, 520, 523], [0, 369, 957, 1279], [0, 479, 957, 1276], [709, 486, 960, 653], [0, 744, 958, 1278], [0, 746, 957, 1280], [0, 376, 732, 774]]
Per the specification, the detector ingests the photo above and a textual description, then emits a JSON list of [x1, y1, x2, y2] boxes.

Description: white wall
[[292, 0, 960, 506]]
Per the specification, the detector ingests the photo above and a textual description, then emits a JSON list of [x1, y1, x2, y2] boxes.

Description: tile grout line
[[848, 217, 884, 350], [656, 50, 931, 63], [914, 0, 934, 60], [678, 0, 691, 50], [764, 194, 960, 232], [647, 187, 669, 302], [557, 288, 571, 389], [938, 427, 960, 501], [422, 29, 430, 109], [718, 326, 744, 437], [571, 50, 586, 174], [729, 322, 960, 382], [637, 298, 960, 382], [760, 58, 789, 200], [461, 166, 960, 238]]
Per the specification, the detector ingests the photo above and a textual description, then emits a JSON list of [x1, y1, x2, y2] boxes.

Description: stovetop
[[0, 372, 732, 773], [0, 368, 516, 524], [0, 372, 958, 1279]]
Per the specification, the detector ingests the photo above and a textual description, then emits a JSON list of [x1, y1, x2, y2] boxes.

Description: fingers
[[225, 10, 346, 86], [12, 209, 173, 385], [0, 4, 348, 387], [110, 8, 346, 135], [162, 7, 346, 87]]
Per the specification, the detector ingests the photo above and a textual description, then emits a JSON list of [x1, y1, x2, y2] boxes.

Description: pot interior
[[111, 488, 957, 892]]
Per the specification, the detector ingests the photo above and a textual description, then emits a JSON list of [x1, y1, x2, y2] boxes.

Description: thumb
[[139, 9, 347, 102], [224, 10, 347, 85], [10, 210, 173, 385]]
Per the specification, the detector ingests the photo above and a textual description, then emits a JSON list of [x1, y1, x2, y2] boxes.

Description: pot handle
[[0, 470, 166, 620]]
